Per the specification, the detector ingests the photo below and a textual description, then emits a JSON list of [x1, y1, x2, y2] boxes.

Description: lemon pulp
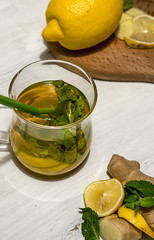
[[124, 15, 154, 48], [84, 178, 124, 217], [115, 8, 154, 49]]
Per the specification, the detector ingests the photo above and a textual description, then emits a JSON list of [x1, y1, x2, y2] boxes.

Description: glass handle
[[0, 106, 10, 152], [0, 131, 10, 152], [0, 130, 9, 143]]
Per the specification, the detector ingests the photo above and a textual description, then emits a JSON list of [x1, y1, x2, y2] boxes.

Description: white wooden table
[[0, 1, 153, 239]]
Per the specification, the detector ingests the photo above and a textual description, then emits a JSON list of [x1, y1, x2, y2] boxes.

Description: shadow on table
[[39, 48, 55, 61], [0, 150, 12, 167]]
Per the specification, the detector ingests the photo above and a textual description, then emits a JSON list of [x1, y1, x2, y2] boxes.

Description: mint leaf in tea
[[10, 80, 91, 175], [17, 80, 89, 126]]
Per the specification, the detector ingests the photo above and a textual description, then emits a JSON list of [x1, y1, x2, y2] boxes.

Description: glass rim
[[8, 59, 97, 130]]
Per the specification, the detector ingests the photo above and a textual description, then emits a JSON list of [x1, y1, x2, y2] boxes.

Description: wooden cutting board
[[46, 0, 154, 82]]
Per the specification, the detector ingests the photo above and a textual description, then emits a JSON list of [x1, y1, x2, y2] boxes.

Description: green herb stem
[[0, 94, 55, 116]]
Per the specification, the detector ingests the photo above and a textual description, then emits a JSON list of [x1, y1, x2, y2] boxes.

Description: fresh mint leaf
[[125, 201, 140, 211], [140, 197, 154, 208], [124, 180, 154, 211], [80, 207, 100, 240], [124, 187, 139, 203], [124, 192, 139, 203], [125, 180, 154, 198], [123, 0, 133, 10], [125, 197, 154, 211]]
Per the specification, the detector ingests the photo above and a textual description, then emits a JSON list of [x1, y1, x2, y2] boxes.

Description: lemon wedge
[[124, 15, 154, 48], [84, 178, 124, 217]]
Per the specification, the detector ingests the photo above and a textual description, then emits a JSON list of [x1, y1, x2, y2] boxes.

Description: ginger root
[[99, 214, 142, 240], [107, 154, 154, 231], [107, 154, 154, 185]]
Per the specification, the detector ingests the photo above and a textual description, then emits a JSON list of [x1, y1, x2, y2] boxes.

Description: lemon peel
[[84, 178, 124, 217], [124, 36, 154, 49], [118, 205, 154, 238], [42, 19, 64, 41], [42, 0, 123, 50]]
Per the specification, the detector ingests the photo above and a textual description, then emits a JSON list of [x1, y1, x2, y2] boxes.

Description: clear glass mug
[[3, 60, 97, 176]]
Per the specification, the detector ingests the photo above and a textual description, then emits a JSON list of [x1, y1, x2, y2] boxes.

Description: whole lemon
[[42, 0, 123, 50]]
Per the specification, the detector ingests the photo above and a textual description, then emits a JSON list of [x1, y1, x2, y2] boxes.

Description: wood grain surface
[[46, 0, 154, 82]]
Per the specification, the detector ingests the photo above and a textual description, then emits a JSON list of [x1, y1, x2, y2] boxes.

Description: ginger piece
[[140, 206, 154, 231], [118, 205, 154, 238], [107, 154, 154, 231], [99, 214, 142, 240], [107, 154, 154, 185]]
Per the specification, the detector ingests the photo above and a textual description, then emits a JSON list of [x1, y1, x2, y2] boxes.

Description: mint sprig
[[80, 207, 100, 240], [124, 180, 154, 211], [125, 180, 154, 198], [125, 197, 154, 211]]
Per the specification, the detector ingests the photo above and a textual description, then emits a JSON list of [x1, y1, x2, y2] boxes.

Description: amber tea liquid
[[10, 81, 92, 175]]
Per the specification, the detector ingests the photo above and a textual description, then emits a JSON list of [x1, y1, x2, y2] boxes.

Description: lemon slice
[[84, 178, 124, 217], [115, 7, 149, 42], [118, 7, 146, 25], [124, 15, 154, 48]]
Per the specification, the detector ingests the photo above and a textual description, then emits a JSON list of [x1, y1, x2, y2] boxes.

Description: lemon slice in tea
[[124, 15, 154, 48], [84, 178, 124, 217]]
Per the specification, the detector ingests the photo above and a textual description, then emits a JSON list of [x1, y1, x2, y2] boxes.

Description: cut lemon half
[[83, 178, 124, 217], [124, 15, 154, 48], [115, 7, 147, 40]]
